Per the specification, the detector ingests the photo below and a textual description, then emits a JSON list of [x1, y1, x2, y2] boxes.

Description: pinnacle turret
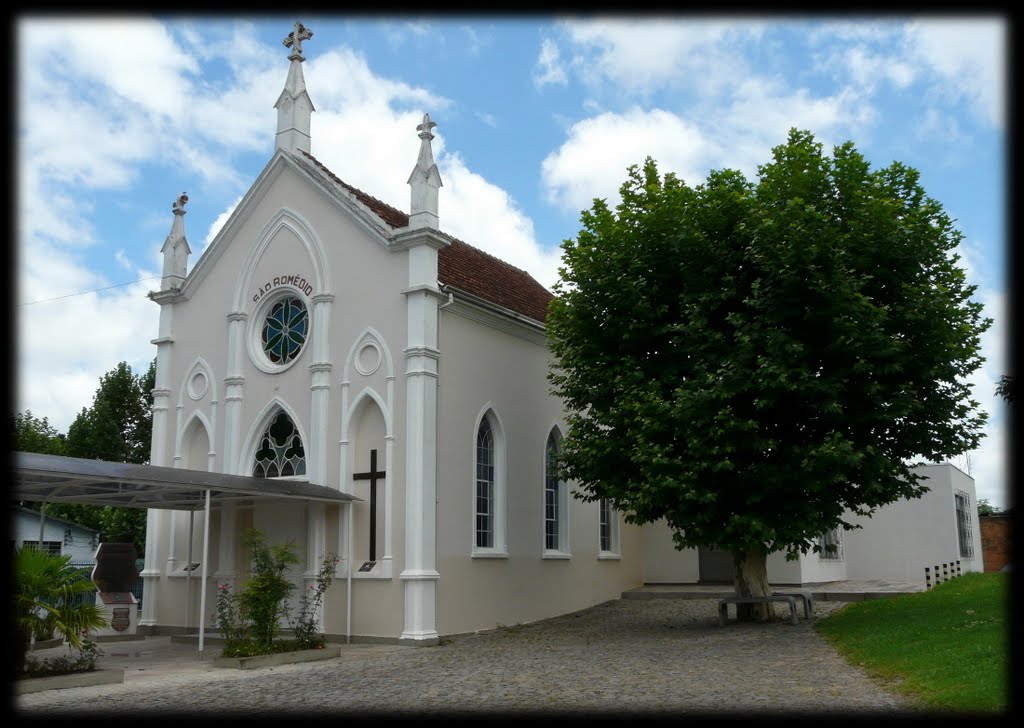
[[407, 113, 443, 230]]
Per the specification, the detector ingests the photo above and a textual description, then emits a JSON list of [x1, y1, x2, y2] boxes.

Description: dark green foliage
[[216, 529, 300, 656], [547, 128, 991, 560], [976, 499, 1004, 516], [215, 530, 336, 657], [288, 552, 337, 649], [995, 374, 1014, 406], [14, 547, 108, 674], [12, 411, 66, 455], [66, 360, 153, 464], [20, 359, 157, 554]]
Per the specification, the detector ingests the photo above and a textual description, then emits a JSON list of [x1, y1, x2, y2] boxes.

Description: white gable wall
[[843, 463, 983, 582], [147, 158, 412, 633]]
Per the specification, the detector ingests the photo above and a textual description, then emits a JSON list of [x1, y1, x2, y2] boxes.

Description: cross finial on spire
[[283, 21, 313, 61], [417, 113, 437, 140], [172, 192, 188, 215]]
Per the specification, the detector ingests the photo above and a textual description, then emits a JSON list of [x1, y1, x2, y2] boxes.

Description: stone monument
[[91, 543, 140, 637]]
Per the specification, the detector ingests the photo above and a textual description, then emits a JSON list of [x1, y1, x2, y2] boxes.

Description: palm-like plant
[[14, 546, 108, 672]]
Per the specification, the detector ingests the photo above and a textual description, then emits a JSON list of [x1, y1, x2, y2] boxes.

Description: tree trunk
[[732, 546, 774, 622]]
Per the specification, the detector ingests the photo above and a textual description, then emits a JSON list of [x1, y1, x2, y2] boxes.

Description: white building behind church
[[140, 23, 983, 643]]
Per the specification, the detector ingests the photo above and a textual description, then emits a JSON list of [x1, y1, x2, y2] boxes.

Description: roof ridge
[[297, 150, 409, 225], [296, 149, 548, 286], [291, 148, 554, 323]]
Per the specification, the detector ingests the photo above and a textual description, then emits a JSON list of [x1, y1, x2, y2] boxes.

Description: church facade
[[140, 24, 982, 643]]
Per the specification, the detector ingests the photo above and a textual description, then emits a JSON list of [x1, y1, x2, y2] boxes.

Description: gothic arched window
[[253, 411, 306, 478]]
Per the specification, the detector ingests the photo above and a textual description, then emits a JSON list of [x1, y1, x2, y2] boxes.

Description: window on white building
[[22, 540, 62, 556], [955, 490, 975, 559], [544, 428, 569, 555], [598, 498, 619, 555], [473, 410, 505, 555], [817, 527, 844, 561], [253, 411, 306, 477]]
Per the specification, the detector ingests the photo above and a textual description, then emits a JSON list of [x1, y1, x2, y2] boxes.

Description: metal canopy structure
[[12, 451, 360, 511], [12, 451, 361, 654]]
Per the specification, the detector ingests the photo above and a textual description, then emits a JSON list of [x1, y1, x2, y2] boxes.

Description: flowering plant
[[288, 553, 338, 649]]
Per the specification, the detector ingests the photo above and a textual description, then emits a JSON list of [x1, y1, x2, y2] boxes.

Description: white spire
[[275, 21, 316, 155], [407, 113, 443, 230], [160, 193, 191, 290]]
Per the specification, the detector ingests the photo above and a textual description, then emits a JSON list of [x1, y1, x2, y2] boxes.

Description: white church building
[[140, 23, 984, 643]]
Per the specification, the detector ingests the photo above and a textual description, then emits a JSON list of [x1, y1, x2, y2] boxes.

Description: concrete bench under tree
[[718, 594, 802, 626], [772, 590, 814, 619]]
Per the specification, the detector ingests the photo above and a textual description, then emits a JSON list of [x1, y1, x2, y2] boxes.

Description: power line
[[17, 276, 161, 307]]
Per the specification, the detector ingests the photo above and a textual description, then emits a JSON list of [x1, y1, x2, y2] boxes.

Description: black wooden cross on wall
[[353, 449, 385, 562]]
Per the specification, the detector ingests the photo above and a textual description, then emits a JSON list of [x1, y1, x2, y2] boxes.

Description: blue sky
[[16, 15, 1010, 508]]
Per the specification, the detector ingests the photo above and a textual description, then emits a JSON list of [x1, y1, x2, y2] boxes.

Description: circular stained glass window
[[261, 296, 308, 365]]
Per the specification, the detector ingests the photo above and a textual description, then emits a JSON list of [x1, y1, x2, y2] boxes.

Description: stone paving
[[13, 591, 933, 718]]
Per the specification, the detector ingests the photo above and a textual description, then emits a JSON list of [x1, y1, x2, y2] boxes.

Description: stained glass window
[[261, 297, 308, 365], [253, 412, 306, 478]]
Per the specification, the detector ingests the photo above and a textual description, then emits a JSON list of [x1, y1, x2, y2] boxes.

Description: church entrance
[[698, 548, 733, 584]]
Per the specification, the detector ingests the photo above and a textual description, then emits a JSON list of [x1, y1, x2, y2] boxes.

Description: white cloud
[[903, 18, 1005, 129], [534, 38, 567, 88], [541, 108, 711, 213], [842, 45, 917, 91], [17, 259, 158, 433], [437, 153, 561, 290], [540, 78, 872, 216], [460, 25, 486, 56], [202, 196, 242, 254], [21, 18, 199, 120], [561, 18, 764, 97]]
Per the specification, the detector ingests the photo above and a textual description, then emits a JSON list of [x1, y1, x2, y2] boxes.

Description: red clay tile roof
[[298, 150, 554, 324]]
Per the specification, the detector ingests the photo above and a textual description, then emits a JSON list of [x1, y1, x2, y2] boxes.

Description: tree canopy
[[15, 360, 156, 554], [66, 360, 155, 464], [547, 129, 990, 606], [13, 411, 66, 455]]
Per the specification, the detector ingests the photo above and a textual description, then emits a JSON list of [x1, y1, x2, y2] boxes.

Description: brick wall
[[978, 515, 1012, 572]]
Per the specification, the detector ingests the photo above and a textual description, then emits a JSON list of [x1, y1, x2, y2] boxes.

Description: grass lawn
[[815, 571, 1010, 713]]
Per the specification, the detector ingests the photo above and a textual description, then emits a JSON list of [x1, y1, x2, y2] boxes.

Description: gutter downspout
[[346, 501, 353, 644], [186, 511, 195, 631], [198, 489, 211, 657]]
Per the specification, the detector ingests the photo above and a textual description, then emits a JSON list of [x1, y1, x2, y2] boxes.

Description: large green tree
[[12, 411, 66, 455], [66, 360, 155, 464], [548, 129, 991, 621], [16, 360, 156, 555]]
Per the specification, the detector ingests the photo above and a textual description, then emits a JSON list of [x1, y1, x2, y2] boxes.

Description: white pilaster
[[145, 192, 189, 625], [308, 293, 333, 486], [394, 225, 448, 642], [223, 312, 247, 474]]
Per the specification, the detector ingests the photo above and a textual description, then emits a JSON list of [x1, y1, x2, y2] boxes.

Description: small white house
[[12, 505, 100, 565], [642, 462, 985, 585]]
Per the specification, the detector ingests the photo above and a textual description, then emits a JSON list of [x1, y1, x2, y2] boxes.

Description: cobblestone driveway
[[15, 598, 924, 717]]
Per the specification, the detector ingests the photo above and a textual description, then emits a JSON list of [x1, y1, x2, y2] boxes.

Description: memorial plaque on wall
[[92, 543, 139, 594], [111, 607, 131, 632]]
